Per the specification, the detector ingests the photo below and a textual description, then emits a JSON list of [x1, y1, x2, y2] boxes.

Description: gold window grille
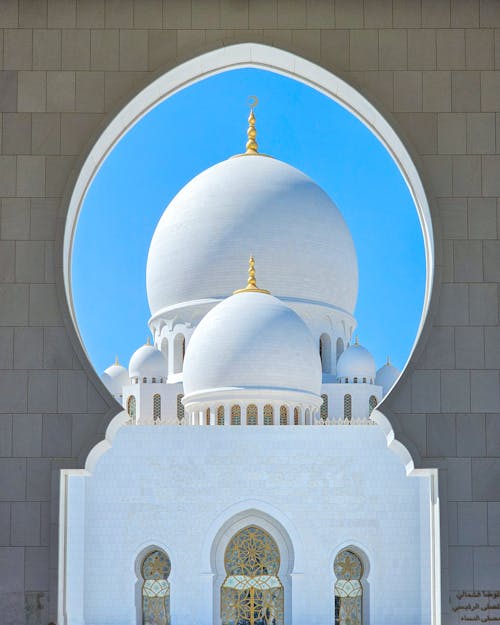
[[205, 408, 211, 426], [321, 394, 328, 420], [369, 395, 378, 415], [141, 549, 171, 625], [334, 549, 363, 625], [279, 405, 288, 425], [153, 394, 161, 424], [343, 394, 352, 421], [231, 405, 241, 425], [127, 395, 136, 420], [176, 394, 184, 422], [293, 407, 299, 425], [247, 404, 258, 425], [217, 405, 225, 425], [263, 404, 273, 425]]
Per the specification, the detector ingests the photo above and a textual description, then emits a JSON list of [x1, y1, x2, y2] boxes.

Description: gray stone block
[[455, 327, 484, 369], [29, 284, 61, 326], [485, 327, 500, 369], [447, 457, 472, 501], [33, 29, 62, 70], [0, 242, 15, 283], [0, 1, 18, 27], [448, 546, 473, 588], [11, 502, 40, 546], [481, 70, 500, 111], [437, 283, 469, 326], [148, 30, 177, 71], [192, 0, 220, 28], [472, 458, 500, 499], [58, 371, 88, 413], [48, 0, 76, 27], [483, 156, 500, 196], [437, 29, 465, 69], [62, 29, 90, 70], [25, 547, 49, 591], [0, 415, 13, 457], [484, 241, 500, 281], [473, 547, 500, 587], [451, 0, 479, 27], [466, 28, 494, 69], [305, 0, 334, 28], [4, 29, 33, 71], [61, 112, 103, 155], [422, 0, 450, 26], [420, 326, 455, 369], [221, 0, 250, 27], [47, 71, 75, 112], [452, 70, 480, 111], [427, 413, 456, 456], [408, 29, 436, 70], [17, 71, 46, 113], [0, 72, 18, 112], [43, 327, 75, 370], [76, 71, 105, 112], [452, 156, 481, 196], [0, 459, 26, 502], [15, 243, 45, 285], [0, 503, 11, 546], [480, 0, 500, 26], [469, 283, 498, 325], [0, 328, 14, 369], [249, 0, 277, 28], [411, 370, 441, 412], [26, 459, 51, 501], [424, 71, 452, 111], [42, 414, 71, 457], [393, 0, 421, 26], [422, 155, 453, 195], [134, 0, 163, 28], [0, 548, 25, 592], [438, 197, 467, 239], [457, 413, 486, 456], [0, 286, 29, 327], [471, 370, 500, 412], [488, 502, 500, 544], [90, 29, 119, 70], [468, 197, 497, 238], [394, 71, 422, 112], [30, 198, 58, 241], [28, 371, 57, 413], [453, 240, 483, 282], [438, 112, 466, 153], [19, 0, 48, 28], [2, 113, 32, 155], [350, 29, 378, 71], [1, 198, 30, 240], [441, 370, 470, 412], [486, 414, 500, 456], [0, 372, 27, 412], [13, 415, 42, 457], [457, 502, 487, 544], [0, 156, 17, 196], [31, 112, 61, 155], [17, 155, 46, 197], [105, 0, 134, 27], [77, 0, 105, 27], [45, 155, 74, 197]]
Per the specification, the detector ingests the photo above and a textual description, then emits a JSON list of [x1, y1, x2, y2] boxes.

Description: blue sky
[[72, 68, 426, 375]]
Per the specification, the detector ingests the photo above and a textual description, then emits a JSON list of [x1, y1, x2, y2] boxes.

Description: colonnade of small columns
[[186, 402, 320, 426]]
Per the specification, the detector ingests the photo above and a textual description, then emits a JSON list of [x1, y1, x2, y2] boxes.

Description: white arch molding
[[59, 43, 441, 625]]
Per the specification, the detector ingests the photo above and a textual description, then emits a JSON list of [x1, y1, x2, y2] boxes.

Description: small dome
[[183, 290, 322, 400], [376, 360, 401, 395], [128, 342, 167, 380], [337, 341, 376, 382], [101, 361, 129, 396]]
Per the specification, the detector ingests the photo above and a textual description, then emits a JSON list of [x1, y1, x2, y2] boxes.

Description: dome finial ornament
[[115, 355, 119, 366], [234, 255, 270, 295], [355, 335, 359, 346], [245, 96, 259, 155], [387, 355, 391, 365], [146, 336, 151, 346]]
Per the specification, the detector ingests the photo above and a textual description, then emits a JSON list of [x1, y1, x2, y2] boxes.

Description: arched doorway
[[221, 525, 284, 625]]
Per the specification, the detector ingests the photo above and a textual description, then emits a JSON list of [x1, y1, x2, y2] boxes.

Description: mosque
[[61, 106, 433, 625]]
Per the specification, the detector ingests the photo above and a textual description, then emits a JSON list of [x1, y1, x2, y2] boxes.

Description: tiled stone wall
[[0, 1, 499, 623]]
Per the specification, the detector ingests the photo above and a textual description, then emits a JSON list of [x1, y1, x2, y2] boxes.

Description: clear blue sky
[[72, 68, 426, 375]]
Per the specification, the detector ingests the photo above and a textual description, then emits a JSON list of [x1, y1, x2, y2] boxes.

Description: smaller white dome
[[376, 360, 401, 395], [101, 361, 129, 396], [183, 290, 322, 401], [337, 341, 376, 382], [128, 342, 168, 380]]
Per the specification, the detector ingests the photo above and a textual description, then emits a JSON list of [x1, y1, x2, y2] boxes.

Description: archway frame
[[58, 43, 441, 625]]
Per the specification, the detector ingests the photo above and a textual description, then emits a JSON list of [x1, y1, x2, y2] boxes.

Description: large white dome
[[182, 290, 322, 399], [146, 156, 358, 320]]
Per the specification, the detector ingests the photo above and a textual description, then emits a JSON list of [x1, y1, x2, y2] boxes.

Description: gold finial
[[355, 335, 359, 346], [146, 336, 151, 346], [387, 355, 391, 366], [234, 255, 270, 295], [115, 355, 119, 366], [245, 96, 259, 155]]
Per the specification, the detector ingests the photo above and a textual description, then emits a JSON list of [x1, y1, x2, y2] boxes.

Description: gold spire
[[387, 356, 391, 366], [115, 355, 119, 365], [234, 255, 270, 295], [245, 96, 259, 154], [355, 335, 359, 346], [146, 336, 151, 345]]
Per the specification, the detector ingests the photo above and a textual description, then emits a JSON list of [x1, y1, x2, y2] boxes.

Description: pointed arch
[[319, 333, 332, 373], [139, 548, 171, 625], [217, 405, 225, 425], [264, 404, 274, 425], [247, 404, 258, 425], [231, 405, 241, 425]]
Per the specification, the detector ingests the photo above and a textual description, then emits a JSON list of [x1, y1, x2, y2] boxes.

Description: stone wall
[[0, 1, 499, 623]]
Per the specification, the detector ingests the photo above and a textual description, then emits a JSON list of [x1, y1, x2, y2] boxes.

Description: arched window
[[321, 394, 328, 421], [294, 407, 299, 425], [161, 338, 168, 376], [231, 405, 241, 425], [221, 526, 283, 625], [279, 405, 288, 425], [319, 333, 331, 373], [143, 377, 147, 384], [152, 377, 156, 383], [305, 408, 311, 425], [173, 334, 185, 373], [369, 395, 378, 415], [334, 549, 363, 625], [176, 394, 184, 422], [127, 395, 136, 421], [362, 377, 366, 383], [141, 548, 171, 625], [336, 337, 344, 362], [344, 394, 352, 421], [205, 408, 211, 426], [264, 404, 274, 425], [353, 377, 358, 384], [217, 405, 225, 425], [246, 404, 258, 425], [153, 394, 161, 424]]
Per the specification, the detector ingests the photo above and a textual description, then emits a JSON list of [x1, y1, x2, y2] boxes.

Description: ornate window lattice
[[231, 405, 241, 425], [321, 394, 328, 421], [176, 394, 184, 422], [247, 404, 258, 425], [369, 395, 378, 415], [334, 549, 363, 625], [294, 407, 299, 425], [343, 395, 352, 421], [206, 408, 211, 426], [221, 526, 284, 625], [264, 404, 274, 425], [279, 405, 288, 425], [141, 549, 171, 625], [153, 394, 161, 424], [217, 405, 225, 426], [127, 395, 136, 421]]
